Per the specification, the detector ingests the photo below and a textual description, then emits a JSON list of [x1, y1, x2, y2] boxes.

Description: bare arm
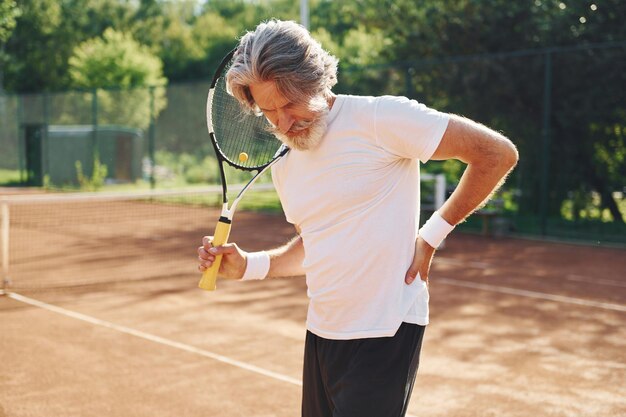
[[432, 114, 519, 224], [406, 114, 518, 284], [266, 234, 305, 278]]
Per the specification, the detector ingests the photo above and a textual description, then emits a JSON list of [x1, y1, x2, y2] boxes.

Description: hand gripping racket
[[198, 49, 289, 291]]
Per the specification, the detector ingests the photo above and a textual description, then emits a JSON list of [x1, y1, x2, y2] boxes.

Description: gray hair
[[226, 20, 339, 114]]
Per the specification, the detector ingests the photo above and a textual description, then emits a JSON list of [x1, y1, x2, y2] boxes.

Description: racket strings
[[211, 75, 282, 169]]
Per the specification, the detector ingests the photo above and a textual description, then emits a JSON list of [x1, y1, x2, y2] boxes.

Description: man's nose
[[277, 110, 295, 134]]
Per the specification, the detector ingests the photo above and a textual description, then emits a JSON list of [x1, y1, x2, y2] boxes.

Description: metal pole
[[91, 88, 98, 173], [0, 44, 5, 95], [435, 174, 446, 210], [435, 174, 447, 248], [404, 65, 413, 98], [42, 92, 50, 185], [300, 0, 309, 30], [1, 201, 10, 291], [539, 51, 553, 236], [17, 95, 24, 183], [149, 86, 156, 189]]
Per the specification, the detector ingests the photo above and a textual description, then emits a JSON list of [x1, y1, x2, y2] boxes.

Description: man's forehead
[[249, 81, 290, 110]]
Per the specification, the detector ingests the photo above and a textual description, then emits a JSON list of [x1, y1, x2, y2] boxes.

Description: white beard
[[267, 107, 329, 151]]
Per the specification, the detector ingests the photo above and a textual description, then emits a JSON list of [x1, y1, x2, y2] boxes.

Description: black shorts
[[302, 322, 426, 417]]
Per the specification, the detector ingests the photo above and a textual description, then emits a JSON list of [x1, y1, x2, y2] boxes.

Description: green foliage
[[154, 150, 256, 187], [422, 159, 465, 186], [3, 0, 137, 92], [130, 1, 215, 81], [560, 189, 626, 223], [184, 157, 219, 185], [75, 157, 108, 191], [0, 168, 20, 185], [3, 0, 65, 91], [236, 189, 283, 213], [67, 28, 167, 129], [1, 0, 625, 239], [155, 150, 218, 185], [189, 12, 239, 78], [0, 0, 20, 43], [69, 28, 165, 89], [203, 0, 299, 31], [324, 0, 626, 226]]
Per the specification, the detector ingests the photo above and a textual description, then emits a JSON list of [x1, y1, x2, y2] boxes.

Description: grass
[[0, 167, 284, 213], [0, 169, 22, 186], [151, 188, 283, 214], [5, 169, 622, 245], [100, 182, 283, 214], [236, 189, 283, 213]]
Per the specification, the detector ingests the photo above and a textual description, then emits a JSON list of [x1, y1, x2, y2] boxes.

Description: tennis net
[[1, 175, 445, 291], [0, 186, 267, 291]]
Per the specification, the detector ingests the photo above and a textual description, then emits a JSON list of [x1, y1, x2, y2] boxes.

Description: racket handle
[[198, 218, 232, 291]]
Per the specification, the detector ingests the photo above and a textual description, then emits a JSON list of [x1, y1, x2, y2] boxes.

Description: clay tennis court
[[1, 200, 625, 417]]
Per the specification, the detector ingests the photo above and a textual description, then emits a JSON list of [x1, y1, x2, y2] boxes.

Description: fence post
[[404, 65, 413, 98], [539, 50, 553, 236], [149, 86, 156, 189], [91, 88, 99, 174], [435, 174, 446, 210], [17, 95, 24, 183], [1, 200, 9, 291], [42, 92, 50, 183], [300, 0, 309, 30]]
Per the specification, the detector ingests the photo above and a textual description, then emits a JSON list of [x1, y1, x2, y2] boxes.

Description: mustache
[[265, 119, 315, 135], [271, 115, 328, 152]]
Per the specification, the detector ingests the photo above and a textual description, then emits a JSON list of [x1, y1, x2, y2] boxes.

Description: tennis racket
[[198, 49, 289, 291]]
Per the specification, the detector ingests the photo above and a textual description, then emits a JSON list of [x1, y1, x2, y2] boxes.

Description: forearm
[[412, 155, 515, 279], [266, 235, 305, 278], [436, 117, 519, 225], [440, 156, 515, 225]]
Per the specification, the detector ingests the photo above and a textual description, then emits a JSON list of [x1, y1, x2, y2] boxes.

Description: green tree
[[131, 0, 201, 80], [315, 0, 625, 224], [69, 28, 165, 89], [3, 0, 65, 91], [0, 0, 20, 92], [189, 12, 239, 78], [68, 28, 167, 129], [0, 0, 19, 42], [3, 0, 135, 92]]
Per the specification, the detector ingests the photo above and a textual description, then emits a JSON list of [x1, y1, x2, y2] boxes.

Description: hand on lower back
[[405, 237, 436, 284]]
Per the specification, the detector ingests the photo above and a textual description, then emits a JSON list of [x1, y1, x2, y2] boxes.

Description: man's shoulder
[[339, 94, 419, 112], [334, 94, 382, 116]]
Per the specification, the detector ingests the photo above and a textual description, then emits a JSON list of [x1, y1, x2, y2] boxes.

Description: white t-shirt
[[271, 94, 449, 340]]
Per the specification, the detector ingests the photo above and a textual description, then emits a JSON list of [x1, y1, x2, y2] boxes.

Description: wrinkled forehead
[[248, 81, 288, 110]]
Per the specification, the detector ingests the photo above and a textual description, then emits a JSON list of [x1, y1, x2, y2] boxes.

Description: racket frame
[[199, 49, 289, 291]]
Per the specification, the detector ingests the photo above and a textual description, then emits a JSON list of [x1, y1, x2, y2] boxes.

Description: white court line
[[3, 291, 420, 417], [4, 292, 302, 386], [437, 277, 626, 312], [567, 275, 626, 288]]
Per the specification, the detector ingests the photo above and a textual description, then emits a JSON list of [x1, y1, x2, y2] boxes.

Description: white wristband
[[241, 251, 270, 281], [419, 211, 455, 249]]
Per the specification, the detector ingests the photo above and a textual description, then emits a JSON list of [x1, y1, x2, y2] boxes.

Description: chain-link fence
[[337, 42, 626, 245], [1, 42, 624, 244]]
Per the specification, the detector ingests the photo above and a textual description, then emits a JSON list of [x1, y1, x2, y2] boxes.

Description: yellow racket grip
[[198, 218, 232, 291]]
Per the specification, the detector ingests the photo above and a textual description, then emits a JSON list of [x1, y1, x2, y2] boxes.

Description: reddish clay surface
[[1, 207, 624, 416]]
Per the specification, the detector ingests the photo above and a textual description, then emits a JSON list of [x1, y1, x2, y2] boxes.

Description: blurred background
[[0, 0, 624, 245]]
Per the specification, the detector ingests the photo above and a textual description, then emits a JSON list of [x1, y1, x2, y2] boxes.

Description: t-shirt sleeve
[[374, 95, 450, 162]]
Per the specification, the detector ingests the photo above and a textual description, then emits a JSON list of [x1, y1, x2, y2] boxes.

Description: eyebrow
[[258, 102, 293, 112]]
